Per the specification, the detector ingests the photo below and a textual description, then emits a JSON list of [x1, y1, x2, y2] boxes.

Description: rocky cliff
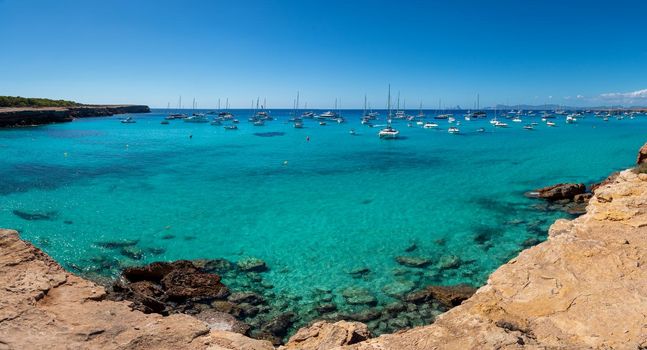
[[0, 105, 150, 127], [1, 146, 646, 350]]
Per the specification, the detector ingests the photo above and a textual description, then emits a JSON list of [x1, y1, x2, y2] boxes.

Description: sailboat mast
[[363, 94, 367, 116], [387, 84, 392, 126]]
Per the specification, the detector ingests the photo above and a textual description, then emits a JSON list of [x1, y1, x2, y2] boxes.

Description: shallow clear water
[[1, 110, 645, 307]]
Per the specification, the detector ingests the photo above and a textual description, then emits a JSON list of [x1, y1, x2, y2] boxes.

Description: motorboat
[[523, 124, 534, 130], [546, 121, 556, 127], [423, 122, 438, 128], [448, 126, 460, 134], [121, 116, 136, 124], [160, 120, 169, 125], [378, 126, 399, 138], [224, 125, 238, 130]]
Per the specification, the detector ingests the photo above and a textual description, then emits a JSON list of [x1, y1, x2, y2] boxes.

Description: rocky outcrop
[[345, 167, 647, 349], [0, 229, 272, 350], [281, 321, 370, 350], [0, 105, 150, 127], [528, 183, 586, 201], [638, 143, 647, 164]]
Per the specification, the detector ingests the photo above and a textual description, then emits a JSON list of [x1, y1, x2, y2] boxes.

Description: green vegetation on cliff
[[0, 96, 80, 108]]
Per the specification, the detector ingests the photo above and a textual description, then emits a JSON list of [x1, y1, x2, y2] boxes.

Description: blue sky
[[1, 0, 646, 108]]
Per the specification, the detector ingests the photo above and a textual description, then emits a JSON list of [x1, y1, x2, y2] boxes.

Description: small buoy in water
[[306, 136, 310, 142], [283, 160, 288, 166], [63, 152, 68, 157], [125, 144, 129, 148], [189, 134, 193, 139], [165, 225, 171, 230]]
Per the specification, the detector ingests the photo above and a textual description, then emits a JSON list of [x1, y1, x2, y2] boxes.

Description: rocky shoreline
[[0, 105, 150, 127], [1, 143, 646, 349]]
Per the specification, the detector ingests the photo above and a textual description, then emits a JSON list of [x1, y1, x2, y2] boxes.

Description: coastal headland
[[1, 144, 646, 349], [0, 105, 150, 127]]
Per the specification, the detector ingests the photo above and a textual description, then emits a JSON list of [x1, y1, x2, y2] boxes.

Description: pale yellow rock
[[343, 168, 647, 350], [281, 321, 370, 350], [0, 229, 272, 350]]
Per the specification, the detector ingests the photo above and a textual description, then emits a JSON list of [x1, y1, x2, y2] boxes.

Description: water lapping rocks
[[2, 143, 647, 349], [0, 105, 150, 127]]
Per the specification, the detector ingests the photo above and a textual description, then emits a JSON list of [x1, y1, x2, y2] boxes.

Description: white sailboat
[[378, 85, 400, 139]]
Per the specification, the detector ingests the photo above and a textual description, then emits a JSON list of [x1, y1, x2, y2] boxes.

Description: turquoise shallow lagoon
[[1, 110, 645, 316]]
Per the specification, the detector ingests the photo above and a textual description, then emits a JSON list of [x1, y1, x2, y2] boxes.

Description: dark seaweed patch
[[96, 239, 139, 249], [12, 209, 58, 221], [254, 132, 285, 137]]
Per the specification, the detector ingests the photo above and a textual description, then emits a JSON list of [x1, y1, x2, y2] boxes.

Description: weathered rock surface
[[345, 167, 647, 349], [0, 229, 272, 350], [529, 183, 586, 201], [0, 105, 150, 127], [281, 321, 370, 350], [637, 142, 647, 164]]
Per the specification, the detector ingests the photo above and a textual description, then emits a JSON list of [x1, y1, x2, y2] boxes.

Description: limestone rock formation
[[281, 321, 370, 350], [345, 168, 647, 349], [0, 229, 272, 350]]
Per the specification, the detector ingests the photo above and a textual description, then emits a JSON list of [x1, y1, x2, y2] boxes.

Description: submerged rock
[[395, 256, 431, 268], [261, 312, 295, 337], [96, 239, 139, 249], [405, 284, 477, 307], [12, 209, 57, 221], [347, 266, 371, 276], [342, 287, 377, 306], [528, 183, 586, 201], [344, 308, 382, 322], [120, 246, 144, 260], [161, 269, 229, 300], [438, 255, 461, 270], [382, 280, 416, 298], [228, 291, 265, 305], [194, 310, 251, 334], [237, 257, 268, 272]]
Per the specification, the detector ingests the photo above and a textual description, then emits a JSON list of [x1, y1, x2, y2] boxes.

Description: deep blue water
[[1, 109, 645, 308]]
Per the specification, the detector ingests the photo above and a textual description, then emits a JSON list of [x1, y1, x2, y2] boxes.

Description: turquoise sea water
[[1, 110, 645, 311]]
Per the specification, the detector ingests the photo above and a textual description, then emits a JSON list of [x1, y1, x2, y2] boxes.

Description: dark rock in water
[[237, 257, 268, 272], [342, 287, 377, 306], [395, 256, 431, 268], [253, 132, 285, 137], [438, 255, 461, 270], [382, 280, 416, 298], [228, 291, 265, 305], [122, 261, 195, 283], [12, 209, 57, 221], [385, 301, 407, 314], [211, 300, 243, 318], [434, 238, 446, 246], [238, 302, 260, 317], [161, 234, 175, 240], [261, 312, 295, 337], [120, 246, 144, 260], [347, 266, 371, 277], [194, 258, 233, 274], [146, 247, 166, 256], [183, 236, 196, 241], [316, 302, 337, 314], [161, 269, 229, 300], [63, 220, 73, 225], [113, 281, 166, 313], [96, 239, 139, 249], [387, 316, 410, 329], [194, 310, 251, 335], [404, 242, 418, 252], [345, 308, 382, 322], [565, 202, 587, 216], [573, 193, 593, 203], [527, 183, 585, 201], [472, 227, 495, 245], [405, 284, 477, 308]]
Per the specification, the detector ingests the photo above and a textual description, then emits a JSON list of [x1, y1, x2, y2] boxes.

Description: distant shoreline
[[0, 105, 150, 128]]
